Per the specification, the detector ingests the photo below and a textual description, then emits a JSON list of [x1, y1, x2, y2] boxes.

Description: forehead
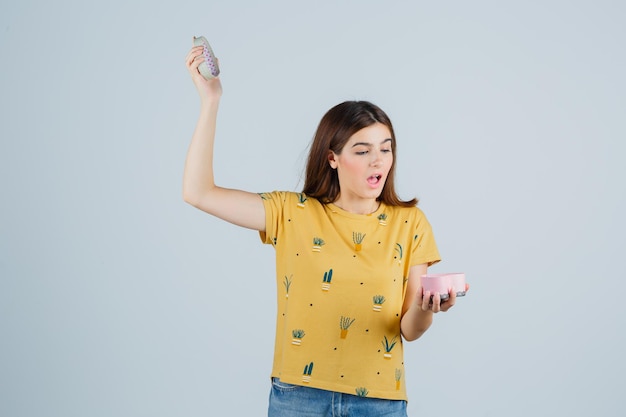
[[346, 123, 392, 146]]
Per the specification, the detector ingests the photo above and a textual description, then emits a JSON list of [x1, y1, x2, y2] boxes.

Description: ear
[[328, 151, 338, 169]]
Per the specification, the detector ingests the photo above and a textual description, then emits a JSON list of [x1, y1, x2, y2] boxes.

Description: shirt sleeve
[[258, 191, 287, 245], [410, 207, 441, 267]]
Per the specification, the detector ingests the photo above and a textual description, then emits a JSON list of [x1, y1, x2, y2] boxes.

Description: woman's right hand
[[185, 45, 222, 103]]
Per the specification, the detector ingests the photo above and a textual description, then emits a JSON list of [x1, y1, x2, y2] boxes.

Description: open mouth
[[367, 174, 383, 185]]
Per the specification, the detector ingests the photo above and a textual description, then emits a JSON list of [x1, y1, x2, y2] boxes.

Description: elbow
[[183, 184, 220, 211], [182, 194, 194, 207], [400, 316, 432, 342], [403, 333, 417, 342], [182, 189, 196, 206], [401, 329, 424, 342], [182, 186, 202, 208]]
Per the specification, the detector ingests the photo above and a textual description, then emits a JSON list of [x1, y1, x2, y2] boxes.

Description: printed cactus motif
[[292, 329, 305, 345], [321, 268, 333, 291], [394, 243, 403, 264], [355, 387, 369, 397], [395, 368, 402, 390], [378, 213, 388, 226], [312, 237, 325, 252], [353, 232, 366, 251], [302, 362, 314, 383], [284, 275, 292, 298], [372, 295, 386, 312], [382, 335, 398, 359], [297, 193, 308, 208], [339, 316, 356, 339]]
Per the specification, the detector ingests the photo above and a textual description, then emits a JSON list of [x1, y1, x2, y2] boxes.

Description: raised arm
[[183, 45, 266, 231]]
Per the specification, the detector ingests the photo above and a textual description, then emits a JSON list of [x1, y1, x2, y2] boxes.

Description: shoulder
[[384, 204, 427, 218], [259, 191, 298, 203], [383, 204, 433, 228], [259, 191, 323, 209]]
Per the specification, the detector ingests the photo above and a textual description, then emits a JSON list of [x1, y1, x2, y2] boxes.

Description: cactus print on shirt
[[259, 191, 440, 401]]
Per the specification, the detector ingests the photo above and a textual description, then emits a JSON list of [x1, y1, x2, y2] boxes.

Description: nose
[[370, 151, 383, 167]]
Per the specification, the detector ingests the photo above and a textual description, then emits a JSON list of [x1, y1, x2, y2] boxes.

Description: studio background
[[1, 1, 624, 416]]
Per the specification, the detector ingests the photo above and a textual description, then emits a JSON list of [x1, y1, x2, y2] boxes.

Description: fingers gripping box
[[421, 273, 466, 302]]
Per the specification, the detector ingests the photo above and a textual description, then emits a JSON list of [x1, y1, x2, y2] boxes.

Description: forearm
[[400, 302, 433, 342], [183, 101, 220, 205]]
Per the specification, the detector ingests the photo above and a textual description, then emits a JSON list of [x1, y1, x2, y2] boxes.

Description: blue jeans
[[268, 378, 408, 417]]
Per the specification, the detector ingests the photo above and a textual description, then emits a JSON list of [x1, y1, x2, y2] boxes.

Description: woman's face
[[328, 122, 394, 204]]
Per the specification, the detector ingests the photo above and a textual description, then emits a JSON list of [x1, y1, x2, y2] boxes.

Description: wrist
[[199, 99, 219, 113]]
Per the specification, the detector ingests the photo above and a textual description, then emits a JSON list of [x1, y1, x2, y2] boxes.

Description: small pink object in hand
[[421, 273, 466, 302], [448, 273, 467, 297]]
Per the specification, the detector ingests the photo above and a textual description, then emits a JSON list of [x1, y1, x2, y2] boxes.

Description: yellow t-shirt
[[259, 191, 440, 400]]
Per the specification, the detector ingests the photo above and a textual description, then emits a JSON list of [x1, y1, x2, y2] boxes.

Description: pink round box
[[421, 273, 466, 302]]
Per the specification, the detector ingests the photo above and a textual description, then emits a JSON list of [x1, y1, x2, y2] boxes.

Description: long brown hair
[[302, 101, 417, 207]]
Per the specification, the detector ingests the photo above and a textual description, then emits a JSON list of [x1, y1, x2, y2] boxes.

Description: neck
[[332, 196, 380, 215]]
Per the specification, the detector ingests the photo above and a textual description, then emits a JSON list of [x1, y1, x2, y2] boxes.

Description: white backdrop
[[1, 1, 625, 416]]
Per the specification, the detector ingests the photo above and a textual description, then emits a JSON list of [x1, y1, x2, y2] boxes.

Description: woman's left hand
[[416, 283, 469, 313]]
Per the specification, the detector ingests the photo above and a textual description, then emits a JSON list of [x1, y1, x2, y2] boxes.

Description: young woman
[[184, 45, 462, 417]]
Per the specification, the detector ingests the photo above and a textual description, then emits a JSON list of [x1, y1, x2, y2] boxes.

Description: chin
[[365, 190, 383, 200]]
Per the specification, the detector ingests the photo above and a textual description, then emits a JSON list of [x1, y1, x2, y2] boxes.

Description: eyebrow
[[351, 138, 392, 148]]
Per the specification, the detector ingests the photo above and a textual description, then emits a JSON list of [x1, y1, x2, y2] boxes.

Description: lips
[[367, 174, 383, 186]]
